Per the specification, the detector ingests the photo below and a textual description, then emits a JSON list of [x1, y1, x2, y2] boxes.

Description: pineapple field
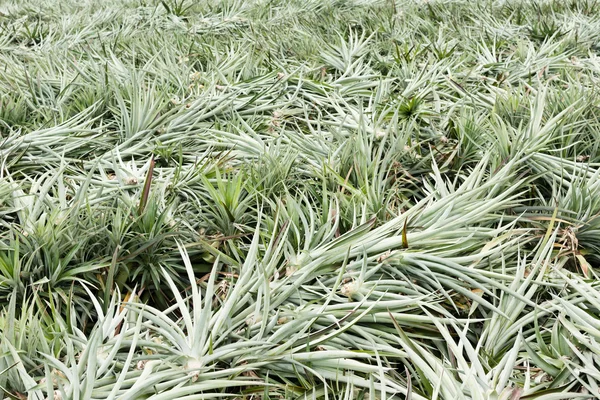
[[2, 0, 600, 399]]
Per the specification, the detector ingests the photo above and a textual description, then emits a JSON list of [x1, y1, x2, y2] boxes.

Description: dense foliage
[[2, 0, 600, 398]]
